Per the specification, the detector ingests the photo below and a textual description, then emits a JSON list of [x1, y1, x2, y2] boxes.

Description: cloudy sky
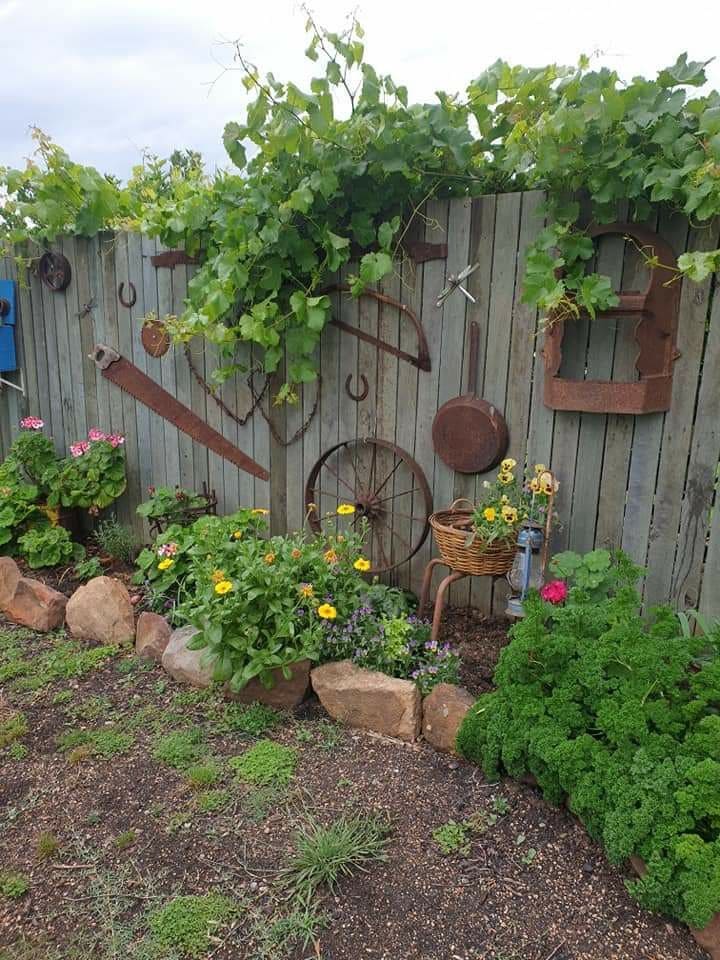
[[2, 0, 719, 179]]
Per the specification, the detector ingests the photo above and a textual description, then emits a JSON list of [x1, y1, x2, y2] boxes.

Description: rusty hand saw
[[92, 344, 269, 481]]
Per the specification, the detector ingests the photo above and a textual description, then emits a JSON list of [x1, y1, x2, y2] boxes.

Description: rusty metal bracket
[[405, 240, 448, 263], [323, 284, 431, 372], [91, 344, 269, 481], [118, 281, 137, 308], [345, 372, 369, 402], [150, 250, 198, 269], [38, 251, 72, 292]]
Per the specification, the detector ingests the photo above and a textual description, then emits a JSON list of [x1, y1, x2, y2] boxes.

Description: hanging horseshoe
[[118, 282, 137, 308], [345, 372, 369, 402]]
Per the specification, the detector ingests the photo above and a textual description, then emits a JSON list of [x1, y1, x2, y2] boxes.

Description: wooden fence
[[1, 192, 719, 618]]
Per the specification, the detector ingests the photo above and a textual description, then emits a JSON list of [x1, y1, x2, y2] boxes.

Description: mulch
[[0, 608, 705, 960]]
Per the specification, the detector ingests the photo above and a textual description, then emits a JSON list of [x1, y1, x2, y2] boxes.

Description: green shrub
[[91, 518, 136, 563], [18, 524, 76, 568], [230, 739, 296, 786], [153, 728, 206, 770], [56, 728, 134, 759], [0, 711, 27, 748], [147, 894, 237, 957], [456, 548, 720, 929], [0, 872, 29, 899]]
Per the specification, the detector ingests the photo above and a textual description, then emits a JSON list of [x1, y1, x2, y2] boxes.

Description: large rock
[[422, 683, 475, 754], [135, 612, 171, 662], [0, 557, 67, 632], [161, 625, 213, 687], [226, 659, 311, 709], [691, 912, 720, 960], [311, 661, 421, 742], [65, 576, 134, 645]]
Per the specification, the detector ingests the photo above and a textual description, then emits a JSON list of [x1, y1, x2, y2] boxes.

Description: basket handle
[[449, 498, 475, 511]]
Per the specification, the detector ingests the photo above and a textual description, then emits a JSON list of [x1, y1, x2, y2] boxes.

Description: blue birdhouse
[[0, 280, 17, 373]]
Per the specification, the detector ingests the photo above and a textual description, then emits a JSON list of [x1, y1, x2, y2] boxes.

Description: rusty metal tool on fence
[[91, 344, 270, 481]]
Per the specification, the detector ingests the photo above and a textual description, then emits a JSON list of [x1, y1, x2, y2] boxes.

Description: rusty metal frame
[[323, 284, 431, 372], [543, 223, 682, 414], [404, 240, 448, 263]]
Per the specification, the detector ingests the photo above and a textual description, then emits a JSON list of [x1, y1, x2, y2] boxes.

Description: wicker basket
[[430, 499, 517, 576]]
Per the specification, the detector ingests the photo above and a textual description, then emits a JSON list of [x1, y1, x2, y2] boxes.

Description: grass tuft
[[153, 728, 206, 770], [229, 739, 296, 786], [0, 871, 29, 899], [147, 894, 237, 957], [280, 814, 390, 900], [57, 727, 134, 760]]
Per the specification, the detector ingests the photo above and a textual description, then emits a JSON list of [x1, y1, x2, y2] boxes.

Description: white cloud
[[1, 0, 719, 177]]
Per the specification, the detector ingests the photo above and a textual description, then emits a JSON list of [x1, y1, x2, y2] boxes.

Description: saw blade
[[92, 344, 270, 482]]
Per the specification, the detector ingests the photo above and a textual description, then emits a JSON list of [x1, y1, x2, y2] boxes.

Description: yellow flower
[[291, 548, 302, 560], [498, 471, 514, 485], [530, 477, 541, 493], [317, 603, 337, 620], [539, 471, 558, 495], [251, 508, 269, 515], [324, 549, 339, 564], [214, 580, 233, 595], [501, 495, 509, 504], [336, 503, 356, 516], [483, 507, 497, 522], [502, 505, 519, 524], [353, 558, 371, 572], [501, 458, 517, 471], [232, 530, 243, 540], [534, 463, 547, 475], [298, 583, 314, 598], [264, 552, 276, 565], [158, 558, 174, 571], [211, 569, 226, 583], [306, 502, 317, 513]]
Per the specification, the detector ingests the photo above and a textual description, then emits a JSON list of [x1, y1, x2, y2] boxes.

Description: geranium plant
[[17, 524, 78, 569], [48, 429, 127, 513], [471, 460, 558, 545]]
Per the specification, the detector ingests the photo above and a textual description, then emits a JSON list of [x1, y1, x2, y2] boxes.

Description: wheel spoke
[[377, 487, 419, 504], [377, 516, 413, 553], [385, 510, 427, 523], [322, 458, 357, 496], [373, 457, 402, 498], [375, 530, 391, 570]]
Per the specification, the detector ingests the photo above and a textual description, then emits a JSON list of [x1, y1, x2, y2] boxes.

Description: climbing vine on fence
[[1, 13, 719, 394]]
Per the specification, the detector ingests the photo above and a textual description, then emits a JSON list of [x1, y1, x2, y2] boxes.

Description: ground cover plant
[[0, 618, 707, 959], [2, 21, 719, 395], [457, 548, 720, 930]]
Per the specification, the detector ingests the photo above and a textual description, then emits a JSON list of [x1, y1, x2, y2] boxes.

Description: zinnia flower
[[232, 530, 243, 540], [353, 558, 371, 572], [540, 579, 568, 605], [483, 507, 497, 522], [501, 458, 517, 471], [336, 503, 355, 516], [211, 569, 226, 583], [214, 580, 234, 596], [298, 583, 314, 598], [324, 549, 339, 564], [291, 548, 302, 560], [317, 603, 337, 620], [158, 558, 174, 571], [263, 552, 276, 565]]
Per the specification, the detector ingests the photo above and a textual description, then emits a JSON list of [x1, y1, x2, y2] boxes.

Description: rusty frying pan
[[432, 320, 509, 473]]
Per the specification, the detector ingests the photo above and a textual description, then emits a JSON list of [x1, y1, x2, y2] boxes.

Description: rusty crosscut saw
[[92, 344, 269, 481]]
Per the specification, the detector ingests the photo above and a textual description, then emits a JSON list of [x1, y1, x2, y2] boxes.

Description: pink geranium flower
[[107, 433, 125, 447], [540, 579, 568, 605], [70, 441, 90, 458], [19, 416, 44, 430], [87, 428, 107, 442]]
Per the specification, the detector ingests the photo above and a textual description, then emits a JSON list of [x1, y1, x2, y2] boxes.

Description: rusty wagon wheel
[[305, 437, 432, 574]]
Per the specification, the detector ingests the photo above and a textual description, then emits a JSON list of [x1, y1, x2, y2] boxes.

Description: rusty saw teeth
[[91, 344, 270, 481]]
